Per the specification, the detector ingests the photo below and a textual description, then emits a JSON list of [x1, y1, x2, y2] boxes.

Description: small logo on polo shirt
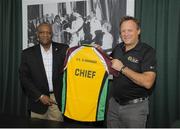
[[150, 66, 155, 69], [127, 56, 139, 63]]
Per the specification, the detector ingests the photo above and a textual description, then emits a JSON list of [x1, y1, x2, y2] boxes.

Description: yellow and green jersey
[[61, 45, 116, 122]]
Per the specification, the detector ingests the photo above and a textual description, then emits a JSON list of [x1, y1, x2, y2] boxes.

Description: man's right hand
[[111, 59, 124, 71], [39, 94, 55, 106]]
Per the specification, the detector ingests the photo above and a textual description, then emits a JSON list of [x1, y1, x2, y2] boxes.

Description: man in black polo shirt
[[107, 16, 157, 128]]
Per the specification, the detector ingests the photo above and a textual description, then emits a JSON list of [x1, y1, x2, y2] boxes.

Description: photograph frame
[[22, 0, 134, 50]]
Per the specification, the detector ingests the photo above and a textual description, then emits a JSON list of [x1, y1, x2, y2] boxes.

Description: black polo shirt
[[111, 42, 157, 102]]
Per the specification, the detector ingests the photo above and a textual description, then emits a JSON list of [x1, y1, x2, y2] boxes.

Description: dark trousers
[[107, 97, 149, 128]]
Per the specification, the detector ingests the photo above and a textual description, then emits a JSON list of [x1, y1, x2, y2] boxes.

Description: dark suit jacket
[[19, 42, 69, 114]]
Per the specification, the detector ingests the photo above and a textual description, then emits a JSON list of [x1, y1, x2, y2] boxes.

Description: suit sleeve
[[19, 51, 41, 101]]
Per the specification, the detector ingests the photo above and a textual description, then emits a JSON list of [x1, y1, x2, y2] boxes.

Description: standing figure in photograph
[[89, 11, 102, 40], [52, 15, 62, 43], [19, 22, 69, 121], [61, 14, 71, 44], [65, 12, 84, 47], [107, 16, 157, 128], [101, 21, 113, 55]]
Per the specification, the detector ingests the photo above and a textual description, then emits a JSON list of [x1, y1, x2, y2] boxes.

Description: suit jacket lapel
[[52, 43, 58, 81], [35, 45, 47, 81]]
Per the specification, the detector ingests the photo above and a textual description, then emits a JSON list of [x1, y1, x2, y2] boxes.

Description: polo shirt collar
[[121, 41, 142, 52]]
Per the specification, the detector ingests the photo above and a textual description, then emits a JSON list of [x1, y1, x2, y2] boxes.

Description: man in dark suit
[[19, 22, 69, 121]]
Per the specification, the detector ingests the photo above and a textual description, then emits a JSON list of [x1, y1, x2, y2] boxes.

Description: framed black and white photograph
[[22, 0, 134, 54]]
